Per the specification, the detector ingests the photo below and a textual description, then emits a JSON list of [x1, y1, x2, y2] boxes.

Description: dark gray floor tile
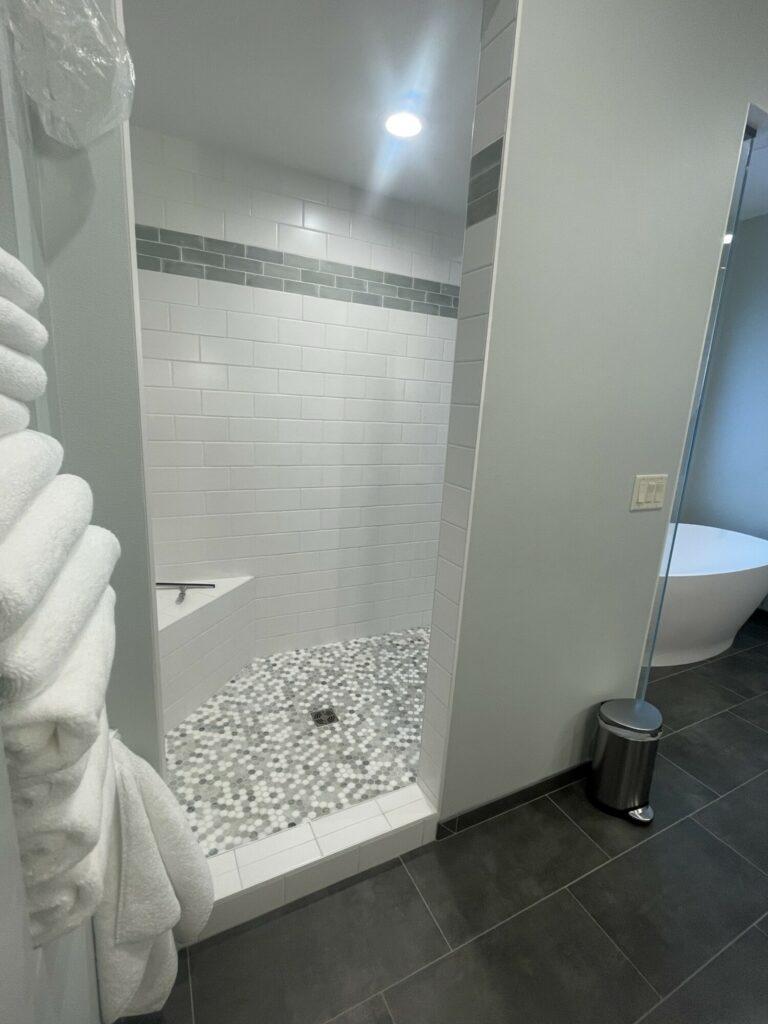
[[695, 771, 768, 872], [641, 927, 768, 1024], [330, 995, 393, 1023], [758, 914, 768, 936], [731, 692, 768, 732], [694, 648, 768, 700], [660, 712, 768, 794], [648, 617, 768, 683], [649, 657, 716, 682], [190, 862, 447, 1024], [384, 890, 656, 1024], [646, 671, 742, 733], [736, 612, 768, 644], [402, 796, 606, 946], [570, 819, 768, 996], [550, 755, 715, 856]]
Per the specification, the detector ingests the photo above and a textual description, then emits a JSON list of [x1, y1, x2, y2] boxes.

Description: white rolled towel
[[12, 730, 95, 814], [16, 714, 109, 886], [0, 474, 93, 642], [0, 525, 121, 702], [28, 748, 115, 947], [0, 296, 48, 355], [0, 430, 62, 540], [0, 246, 44, 314], [0, 394, 30, 438], [0, 343, 46, 402], [2, 587, 116, 776]]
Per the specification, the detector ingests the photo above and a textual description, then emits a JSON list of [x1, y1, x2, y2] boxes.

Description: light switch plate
[[630, 474, 668, 511]]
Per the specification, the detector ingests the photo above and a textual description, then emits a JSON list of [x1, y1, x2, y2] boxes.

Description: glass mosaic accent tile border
[[165, 627, 428, 857], [467, 136, 504, 226], [135, 226, 459, 317]]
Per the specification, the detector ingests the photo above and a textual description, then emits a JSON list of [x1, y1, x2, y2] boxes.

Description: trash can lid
[[599, 698, 662, 734]]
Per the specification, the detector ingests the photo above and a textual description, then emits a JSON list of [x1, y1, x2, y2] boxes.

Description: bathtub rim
[[664, 522, 768, 578]]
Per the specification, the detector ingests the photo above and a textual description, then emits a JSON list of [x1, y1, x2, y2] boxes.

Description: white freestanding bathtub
[[652, 523, 768, 666]]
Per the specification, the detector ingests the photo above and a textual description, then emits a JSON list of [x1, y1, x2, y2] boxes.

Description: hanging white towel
[[0, 525, 121, 702], [0, 343, 46, 402], [0, 474, 93, 641], [0, 394, 30, 438], [27, 748, 115, 947], [2, 588, 116, 776], [119, 932, 179, 1021], [0, 296, 48, 355], [12, 713, 105, 813], [94, 737, 213, 1024], [16, 714, 109, 886], [0, 246, 44, 313], [0, 430, 62, 540]]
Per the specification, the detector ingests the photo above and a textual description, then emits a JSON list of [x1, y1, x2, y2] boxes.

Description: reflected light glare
[[385, 111, 422, 138], [723, 233, 734, 244]]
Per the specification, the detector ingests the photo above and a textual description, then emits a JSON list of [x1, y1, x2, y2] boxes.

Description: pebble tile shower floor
[[165, 628, 428, 856]]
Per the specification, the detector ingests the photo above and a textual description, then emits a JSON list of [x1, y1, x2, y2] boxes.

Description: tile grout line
[[628, 917, 766, 1024], [726, 705, 768, 736], [320, 991, 393, 1024], [380, 989, 396, 1024], [398, 855, 454, 952], [264, 761, 768, 1024], [663, 712, 768, 782], [545, 792, 612, 859], [479, 16, 517, 51], [136, 228, 461, 316], [319, 944, 458, 1024], [186, 946, 198, 1024], [432, 781, 589, 847], [436, 724, 766, 870], [565, 887, 663, 1001], [654, 751, 719, 798], [692, 815, 768, 881], [648, 636, 768, 682], [661, 702, 749, 741], [583, 763, 768, 865], [195, 641, 768, 1023]]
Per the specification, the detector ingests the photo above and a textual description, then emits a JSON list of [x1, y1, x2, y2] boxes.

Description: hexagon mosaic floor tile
[[165, 628, 428, 856]]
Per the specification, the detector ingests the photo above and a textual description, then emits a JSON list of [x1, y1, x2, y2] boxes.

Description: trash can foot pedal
[[627, 805, 654, 825]]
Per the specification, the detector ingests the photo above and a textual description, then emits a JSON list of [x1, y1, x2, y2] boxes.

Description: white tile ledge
[[199, 784, 437, 940]]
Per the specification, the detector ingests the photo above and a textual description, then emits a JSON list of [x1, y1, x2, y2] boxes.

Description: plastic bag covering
[[5, 0, 135, 148]]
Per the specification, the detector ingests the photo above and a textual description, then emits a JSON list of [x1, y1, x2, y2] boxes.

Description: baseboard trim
[[437, 762, 590, 839]]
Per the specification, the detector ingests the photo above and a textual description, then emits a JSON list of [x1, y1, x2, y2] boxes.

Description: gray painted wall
[[34, 122, 164, 770], [682, 212, 768, 542], [0, 0, 161, 1018], [440, 0, 768, 817], [31, 1, 163, 770], [0, 35, 101, 1024]]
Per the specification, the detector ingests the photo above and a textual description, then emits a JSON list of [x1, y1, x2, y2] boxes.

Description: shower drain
[[311, 706, 339, 727]]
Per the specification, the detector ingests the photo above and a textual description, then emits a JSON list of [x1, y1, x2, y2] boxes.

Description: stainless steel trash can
[[589, 698, 662, 824]]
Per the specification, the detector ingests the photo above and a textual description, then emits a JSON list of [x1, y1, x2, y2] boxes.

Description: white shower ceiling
[[124, 0, 483, 216]]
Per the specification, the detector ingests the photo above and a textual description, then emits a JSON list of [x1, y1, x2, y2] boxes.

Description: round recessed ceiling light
[[385, 111, 422, 138]]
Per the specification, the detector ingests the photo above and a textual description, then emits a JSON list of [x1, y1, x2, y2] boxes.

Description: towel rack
[[155, 582, 215, 605]]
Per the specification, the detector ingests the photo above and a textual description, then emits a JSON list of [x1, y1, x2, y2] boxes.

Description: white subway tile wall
[[138, 264, 457, 648], [131, 127, 464, 285], [418, 0, 517, 806], [132, 129, 466, 660]]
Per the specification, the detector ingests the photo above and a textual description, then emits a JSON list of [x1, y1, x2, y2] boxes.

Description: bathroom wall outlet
[[630, 474, 668, 511]]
